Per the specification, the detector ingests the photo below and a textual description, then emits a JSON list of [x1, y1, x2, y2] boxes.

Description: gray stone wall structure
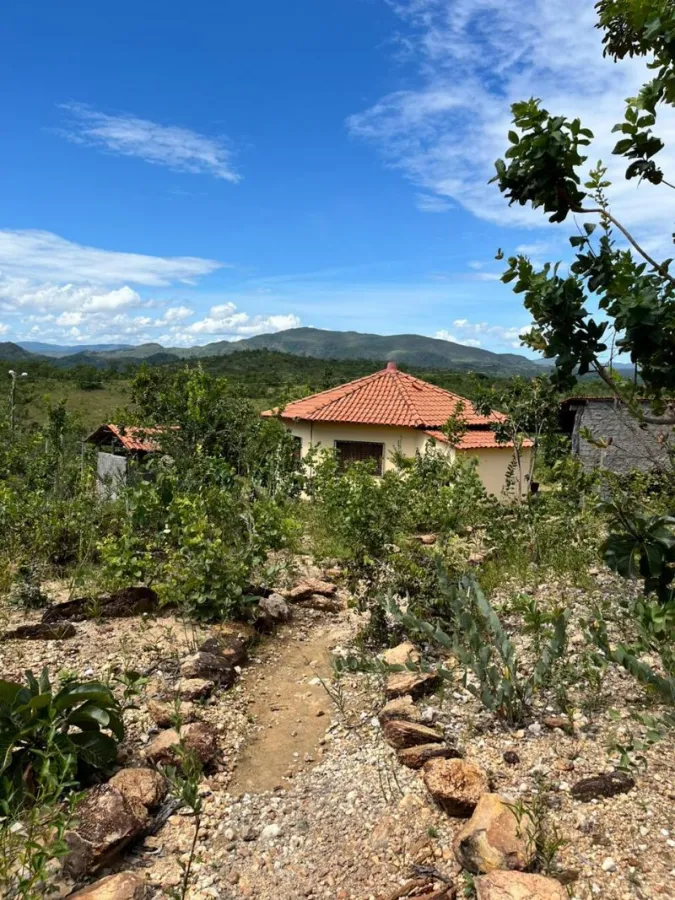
[[96, 451, 128, 500], [567, 398, 673, 474]]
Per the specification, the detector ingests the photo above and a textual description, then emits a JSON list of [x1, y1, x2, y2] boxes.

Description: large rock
[[422, 758, 489, 817], [378, 695, 421, 725], [147, 699, 195, 728], [179, 651, 234, 684], [475, 872, 567, 900], [382, 719, 444, 750], [296, 593, 342, 613], [43, 587, 158, 623], [571, 772, 634, 802], [398, 743, 463, 770], [385, 670, 440, 700], [288, 579, 337, 601], [2, 622, 76, 640], [109, 768, 167, 810], [254, 593, 291, 631], [198, 634, 247, 667], [145, 722, 218, 768], [175, 678, 214, 701], [67, 872, 148, 899], [382, 641, 419, 667], [453, 794, 534, 874], [64, 785, 148, 877]]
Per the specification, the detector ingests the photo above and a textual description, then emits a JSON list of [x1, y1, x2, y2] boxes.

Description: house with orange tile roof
[[263, 362, 532, 495]]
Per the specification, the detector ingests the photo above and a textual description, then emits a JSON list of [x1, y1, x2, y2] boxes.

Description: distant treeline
[[0, 348, 614, 406]]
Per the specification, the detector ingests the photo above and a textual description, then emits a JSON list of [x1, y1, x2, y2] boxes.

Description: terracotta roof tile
[[86, 424, 171, 453], [264, 364, 505, 429], [424, 429, 534, 450]]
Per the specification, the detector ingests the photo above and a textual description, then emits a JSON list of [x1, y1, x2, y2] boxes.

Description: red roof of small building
[[262, 362, 505, 429], [86, 424, 170, 453], [424, 429, 534, 450]]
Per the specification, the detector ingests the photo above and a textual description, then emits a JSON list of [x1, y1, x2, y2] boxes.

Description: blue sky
[[0, 0, 666, 353]]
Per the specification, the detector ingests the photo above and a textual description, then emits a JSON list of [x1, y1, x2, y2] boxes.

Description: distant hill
[[86, 327, 542, 376], [18, 341, 131, 357], [3, 328, 543, 377], [0, 342, 36, 361]]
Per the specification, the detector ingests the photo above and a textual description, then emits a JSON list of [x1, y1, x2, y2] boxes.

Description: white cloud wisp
[[59, 102, 240, 182], [349, 0, 675, 251]]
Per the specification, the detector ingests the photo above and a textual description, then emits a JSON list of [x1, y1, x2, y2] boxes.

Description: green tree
[[492, 0, 675, 424]]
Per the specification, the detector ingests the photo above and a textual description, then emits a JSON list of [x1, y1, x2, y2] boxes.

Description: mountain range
[[2, 327, 543, 376]]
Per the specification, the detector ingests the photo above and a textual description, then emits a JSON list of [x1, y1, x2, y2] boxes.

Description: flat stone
[[179, 651, 234, 684], [382, 719, 444, 750], [175, 678, 214, 700], [64, 786, 148, 877], [287, 579, 337, 601], [454, 794, 534, 874], [422, 758, 489, 817], [398, 743, 463, 770], [144, 722, 218, 768], [109, 768, 167, 810], [198, 635, 247, 667], [571, 772, 634, 802], [475, 871, 567, 900], [382, 642, 420, 667], [296, 593, 342, 612], [378, 695, 421, 725], [2, 622, 77, 640], [146, 699, 195, 728], [67, 872, 148, 899], [385, 671, 440, 700]]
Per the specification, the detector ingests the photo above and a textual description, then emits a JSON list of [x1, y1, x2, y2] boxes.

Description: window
[[292, 435, 302, 462], [334, 440, 384, 475]]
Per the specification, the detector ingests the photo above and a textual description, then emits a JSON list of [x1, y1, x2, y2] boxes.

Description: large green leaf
[[70, 731, 118, 770], [53, 682, 117, 712]]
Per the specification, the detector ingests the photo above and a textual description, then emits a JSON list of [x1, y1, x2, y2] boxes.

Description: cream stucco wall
[[284, 420, 529, 496], [462, 446, 532, 497]]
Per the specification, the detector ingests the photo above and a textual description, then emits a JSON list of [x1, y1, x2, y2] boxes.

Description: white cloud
[[436, 318, 530, 349], [349, 1, 675, 251], [416, 193, 452, 212], [59, 103, 240, 182], [185, 303, 301, 339], [0, 230, 223, 286]]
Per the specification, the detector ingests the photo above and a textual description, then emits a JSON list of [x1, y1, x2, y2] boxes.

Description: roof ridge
[[280, 369, 385, 417], [394, 370, 470, 427], [385, 369, 425, 427]]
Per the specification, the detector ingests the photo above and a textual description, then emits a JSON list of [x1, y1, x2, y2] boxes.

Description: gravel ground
[[1, 570, 674, 899]]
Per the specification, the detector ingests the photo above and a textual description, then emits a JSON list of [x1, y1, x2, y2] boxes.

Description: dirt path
[[228, 621, 342, 793]]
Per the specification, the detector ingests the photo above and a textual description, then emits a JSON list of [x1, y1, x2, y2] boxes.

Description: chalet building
[[86, 424, 165, 498], [560, 397, 673, 474], [263, 362, 531, 495]]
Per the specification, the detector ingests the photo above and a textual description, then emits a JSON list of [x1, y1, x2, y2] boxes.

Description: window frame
[[334, 439, 385, 476]]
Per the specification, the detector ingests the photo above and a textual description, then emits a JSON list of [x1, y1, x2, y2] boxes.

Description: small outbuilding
[[560, 396, 673, 474], [263, 362, 531, 496], [86, 424, 166, 498]]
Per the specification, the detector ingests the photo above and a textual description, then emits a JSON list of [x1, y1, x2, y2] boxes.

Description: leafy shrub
[[8, 563, 48, 611], [397, 571, 570, 725], [0, 669, 124, 809], [602, 503, 675, 604]]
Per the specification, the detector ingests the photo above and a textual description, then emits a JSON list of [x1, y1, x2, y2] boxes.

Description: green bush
[[397, 571, 570, 725], [0, 669, 123, 810]]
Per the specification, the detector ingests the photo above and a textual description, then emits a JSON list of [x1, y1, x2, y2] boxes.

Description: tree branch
[[578, 207, 675, 287], [591, 361, 675, 425]]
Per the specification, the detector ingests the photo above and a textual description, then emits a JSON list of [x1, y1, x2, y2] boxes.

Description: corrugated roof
[[263, 363, 505, 429], [86, 424, 170, 453], [424, 429, 534, 450]]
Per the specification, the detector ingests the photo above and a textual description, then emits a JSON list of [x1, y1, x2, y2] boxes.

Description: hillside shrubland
[[0, 359, 673, 897]]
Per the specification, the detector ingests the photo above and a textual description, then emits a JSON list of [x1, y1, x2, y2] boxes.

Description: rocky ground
[[1, 568, 674, 900]]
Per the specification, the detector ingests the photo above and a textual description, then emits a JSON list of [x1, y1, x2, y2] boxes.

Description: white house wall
[[284, 420, 525, 495]]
